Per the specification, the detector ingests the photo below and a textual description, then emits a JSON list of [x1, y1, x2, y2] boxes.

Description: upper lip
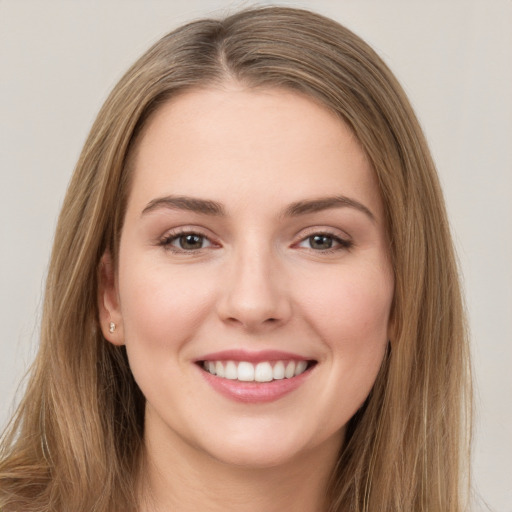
[[195, 349, 313, 363]]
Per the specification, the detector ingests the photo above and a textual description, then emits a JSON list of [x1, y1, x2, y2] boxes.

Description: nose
[[216, 245, 292, 331]]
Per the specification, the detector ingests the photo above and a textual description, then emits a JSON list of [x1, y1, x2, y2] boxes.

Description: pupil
[[180, 234, 203, 249], [311, 235, 332, 249]]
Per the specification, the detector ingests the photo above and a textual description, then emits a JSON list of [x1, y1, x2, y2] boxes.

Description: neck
[[138, 416, 342, 512]]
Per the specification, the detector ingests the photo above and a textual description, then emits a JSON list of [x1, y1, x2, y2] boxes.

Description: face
[[100, 85, 394, 469]]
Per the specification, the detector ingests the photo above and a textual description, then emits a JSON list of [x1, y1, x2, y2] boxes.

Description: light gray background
[[1, 1, 511, 510]]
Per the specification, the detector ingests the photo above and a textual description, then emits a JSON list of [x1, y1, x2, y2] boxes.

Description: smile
[[196, 350, 317, 403], [201, 359, 310, 382]]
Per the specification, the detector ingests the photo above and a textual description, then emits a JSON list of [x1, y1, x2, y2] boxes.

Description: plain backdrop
[[1, 0, 511, 510]]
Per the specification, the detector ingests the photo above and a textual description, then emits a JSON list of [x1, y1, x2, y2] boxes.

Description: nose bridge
[[217, 236, 291, 329]]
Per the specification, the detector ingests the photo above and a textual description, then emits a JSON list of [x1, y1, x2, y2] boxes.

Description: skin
[[99, 83, 394, 512]]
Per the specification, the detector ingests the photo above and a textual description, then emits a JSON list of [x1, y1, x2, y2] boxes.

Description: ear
[[98, 252, 125, 345]]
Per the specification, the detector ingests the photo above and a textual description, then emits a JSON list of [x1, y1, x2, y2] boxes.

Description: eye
[[160, 231, 214, 252], [297, 233, 352, 252], [176, 233, 210, 250], [306, 234, 335, 250]]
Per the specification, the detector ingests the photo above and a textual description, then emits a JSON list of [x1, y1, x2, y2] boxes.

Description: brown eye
[[308, 235, 333, 250], [177, 234, 205, 250], [160, 232, 214, 252]]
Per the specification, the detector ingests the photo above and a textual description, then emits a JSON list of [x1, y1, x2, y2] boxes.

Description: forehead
[[127, 85, 383, 220]]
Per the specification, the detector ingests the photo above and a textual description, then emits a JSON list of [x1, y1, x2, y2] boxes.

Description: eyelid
[[292, 227, 353, 252], [158, 226, 221, 253], [170, 234, 213, 249], [156, 225, 352, 254], [294, 226, 352, 242]]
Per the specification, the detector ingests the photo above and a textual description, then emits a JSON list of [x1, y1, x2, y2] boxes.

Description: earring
[[109, 321, 116, 333]]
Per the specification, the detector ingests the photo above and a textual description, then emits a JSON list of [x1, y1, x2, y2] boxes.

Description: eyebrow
[[141, 194, 375, 221], [142, 196, 226, 216], [283, 196, 375, 221]]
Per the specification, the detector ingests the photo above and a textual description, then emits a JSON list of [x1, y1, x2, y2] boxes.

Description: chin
[[211, 444, 299, 469], [198, 424, 344, 471]]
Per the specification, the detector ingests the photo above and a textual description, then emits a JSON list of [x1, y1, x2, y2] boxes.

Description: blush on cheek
[[320, 288, 391, 341], [120, 265, 218, 359]]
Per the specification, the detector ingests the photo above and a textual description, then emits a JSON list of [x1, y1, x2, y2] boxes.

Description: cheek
[[298, 263, 393, 357], [118, 256, 215, 352], [116, 257, 220, 405], [289, 263, 393, 440]]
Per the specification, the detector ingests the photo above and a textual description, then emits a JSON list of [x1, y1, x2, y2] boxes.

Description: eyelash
[[158, 229, 217, 254], [296, 231, 353, 253], [158, 229, 353, 254]]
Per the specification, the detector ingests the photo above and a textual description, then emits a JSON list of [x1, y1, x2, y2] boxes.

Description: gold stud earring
[[109, 321, 116, 333]]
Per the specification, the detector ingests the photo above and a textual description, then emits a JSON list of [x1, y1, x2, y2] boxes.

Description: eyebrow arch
[[283, 195, 375, 221], [142, 195, 226, 217], [141, 194, 375, 222]]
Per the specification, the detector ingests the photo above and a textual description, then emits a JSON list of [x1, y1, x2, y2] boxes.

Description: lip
[[195, 349, 310, 363], [195, 349, 316, 404]]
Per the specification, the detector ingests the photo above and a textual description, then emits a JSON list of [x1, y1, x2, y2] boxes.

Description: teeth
[[285, 361, 295, 379], [202, 360, 310, 382], [215, 361, 225, 378], [273, 361, 285, 380], [254, 362, 273, 382], [238, 361, 255, 381], [225, 361, 237, 380], [295, 360, 307, 376]]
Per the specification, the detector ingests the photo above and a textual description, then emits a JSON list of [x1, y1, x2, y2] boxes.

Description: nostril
[[224, 315, 281, 329]]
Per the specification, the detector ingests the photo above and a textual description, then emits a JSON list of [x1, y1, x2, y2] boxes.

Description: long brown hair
[[0, 7, 471, 511]]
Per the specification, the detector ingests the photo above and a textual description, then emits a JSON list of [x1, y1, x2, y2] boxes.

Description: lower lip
[[198, 365, 313, 403]]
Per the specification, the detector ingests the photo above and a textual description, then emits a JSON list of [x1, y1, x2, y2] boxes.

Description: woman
[[0, 6, 471, 512]]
